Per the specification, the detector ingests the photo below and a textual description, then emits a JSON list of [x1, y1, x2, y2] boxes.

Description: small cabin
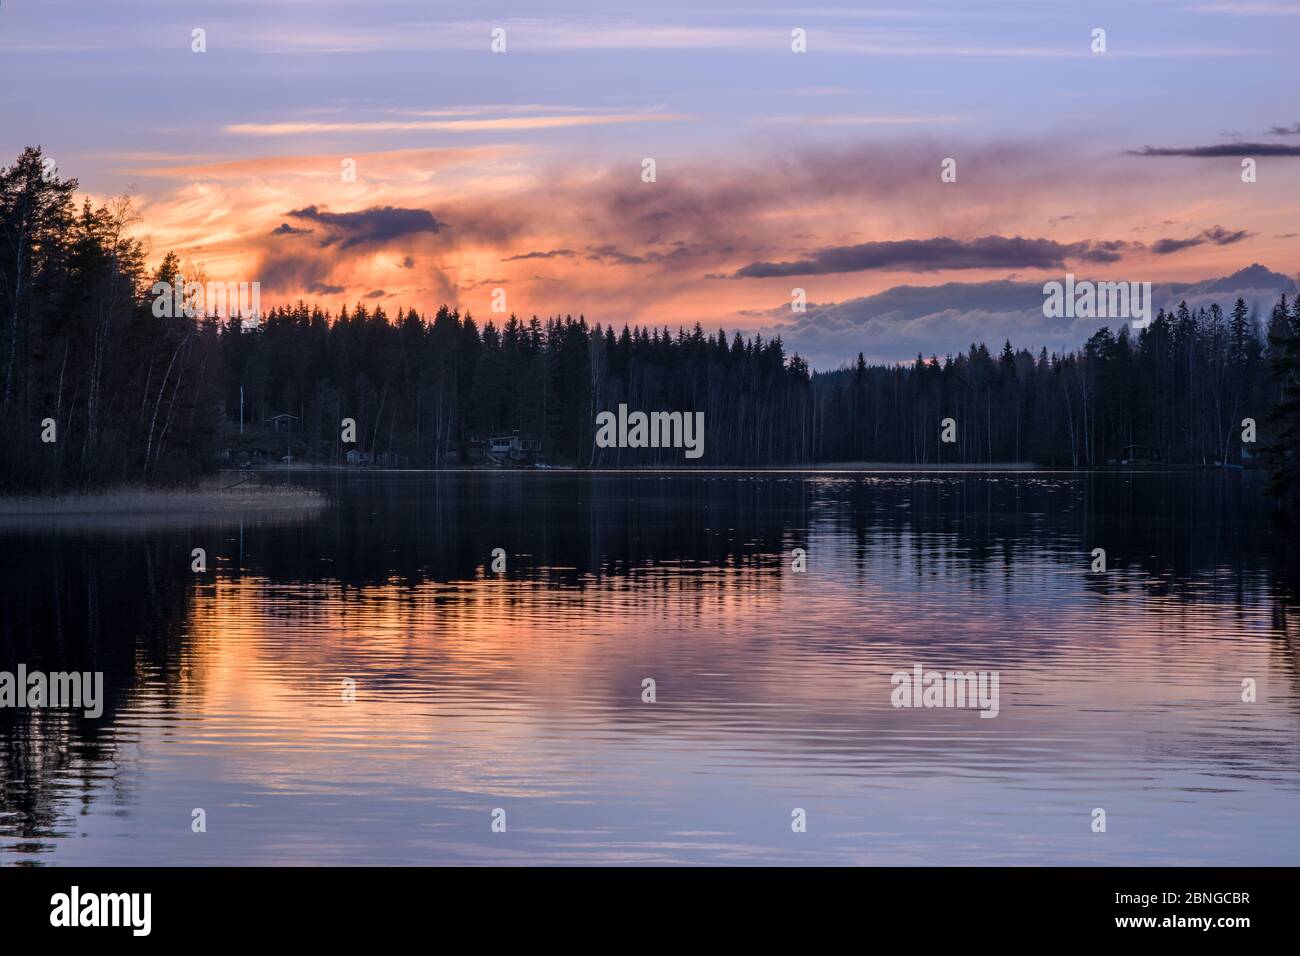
[[487, 433, 540, 459]]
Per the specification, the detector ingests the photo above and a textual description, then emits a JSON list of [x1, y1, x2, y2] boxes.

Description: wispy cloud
[[1191, 2, 1300, 14], [119, 146, 514, 179], [502, 249, 578, 261], [159, 17, 1249, 58], [730, 236, 1138, 279], [225, 112, 684, 137], [1150, 225, 1254, 254], [760, 115, 954, 126], [1127, 142, 1300, 157]]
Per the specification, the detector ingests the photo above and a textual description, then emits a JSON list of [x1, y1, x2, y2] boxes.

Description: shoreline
[[228, 461, 1261, 475], [0, 462, 1262, 522], [234, 462, 1048, 474], [0, 481, 326, 528]]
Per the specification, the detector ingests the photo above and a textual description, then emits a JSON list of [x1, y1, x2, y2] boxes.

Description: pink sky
[[3, 0, 1298, 365]]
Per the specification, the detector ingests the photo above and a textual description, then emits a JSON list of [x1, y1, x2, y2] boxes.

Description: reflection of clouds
[[5, 473, 1300, 863], [166, 474, 1300, 862]]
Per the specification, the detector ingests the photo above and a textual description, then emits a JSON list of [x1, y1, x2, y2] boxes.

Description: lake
[[2, 470, 1298, 865]]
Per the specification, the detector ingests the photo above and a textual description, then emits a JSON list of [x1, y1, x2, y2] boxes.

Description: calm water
[[2, 471, 1299, 866]]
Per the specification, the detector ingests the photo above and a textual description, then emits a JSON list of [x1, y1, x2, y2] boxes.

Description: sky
[[2, 0, 1299, 368]]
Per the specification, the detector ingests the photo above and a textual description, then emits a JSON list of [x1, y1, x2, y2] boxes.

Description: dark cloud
[[1150, 236, 1203, 254], [307, 281, 345, 295], [1126, 143, 1300, 157], [1202, 225, 1252, 245], [271, 222, 312, 236], [1081, 239, 1134, 263], [1268, 123, 1300, 136], [398, 256, 416, 269], [501, 249, 576, 261], [731, 236, 1137, 279], [1151, 225, 1253, 255], [365, 289, 386, 299], [286, 204, 446, 249]]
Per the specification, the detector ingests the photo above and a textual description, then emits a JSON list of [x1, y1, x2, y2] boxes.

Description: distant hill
[[1165, 263, 1298, 303], [775, 264, 1300, 370]]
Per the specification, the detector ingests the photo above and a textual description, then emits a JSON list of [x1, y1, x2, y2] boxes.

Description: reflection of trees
[[223, 472, 1276, 578], [0, 534, 193, 856], [4, 471, 1299, 856], [204, 472, 1300, 615], [1269, 597, 1300, 726]]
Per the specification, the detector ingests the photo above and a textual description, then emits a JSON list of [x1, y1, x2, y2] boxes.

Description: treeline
[[2, 146, 1298, 505], [215, 302, 813, 467], [229, 296, 1298, 475], [1, 148, 224, 492], [816, 299, 1288, 469]]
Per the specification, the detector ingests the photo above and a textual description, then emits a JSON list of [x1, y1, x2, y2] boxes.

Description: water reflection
[[2, 472, 1298, 864]]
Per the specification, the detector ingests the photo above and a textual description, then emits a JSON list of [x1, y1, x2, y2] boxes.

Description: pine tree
[[1264, 295, 1300, 509]]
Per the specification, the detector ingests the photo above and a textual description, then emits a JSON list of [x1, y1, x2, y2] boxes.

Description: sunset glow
[[4, 0, 1297, 367]]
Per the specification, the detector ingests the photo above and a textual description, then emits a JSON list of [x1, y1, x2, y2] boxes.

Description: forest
[[3, 146, 1299, 508]]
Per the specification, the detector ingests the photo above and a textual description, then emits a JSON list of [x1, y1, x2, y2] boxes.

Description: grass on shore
[[0, 480, 325, 517]]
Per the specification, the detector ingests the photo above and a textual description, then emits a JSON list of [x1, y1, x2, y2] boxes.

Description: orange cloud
[[126, 135, 1299, 337]]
